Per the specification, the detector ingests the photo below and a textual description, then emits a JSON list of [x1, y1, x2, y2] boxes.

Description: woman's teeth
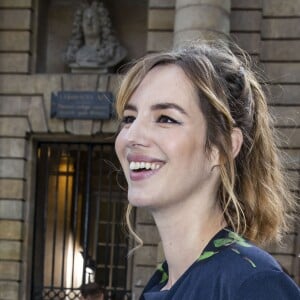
[[129, 161, 160, 171]]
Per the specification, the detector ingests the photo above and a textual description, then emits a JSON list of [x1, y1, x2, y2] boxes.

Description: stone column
[[174, 0, 231, 46]]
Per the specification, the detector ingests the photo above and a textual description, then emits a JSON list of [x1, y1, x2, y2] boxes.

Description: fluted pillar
[[174, 0, 231, 46]]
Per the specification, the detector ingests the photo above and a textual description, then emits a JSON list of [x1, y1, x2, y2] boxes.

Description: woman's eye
[[157, 115, 179, 124], [121, 115, 135, 124]]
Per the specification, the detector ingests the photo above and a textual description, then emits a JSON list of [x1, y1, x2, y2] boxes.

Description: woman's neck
[[152, 198, 226, 290]]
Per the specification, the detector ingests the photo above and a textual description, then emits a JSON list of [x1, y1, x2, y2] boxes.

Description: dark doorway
[[31, 142, 131, 299]]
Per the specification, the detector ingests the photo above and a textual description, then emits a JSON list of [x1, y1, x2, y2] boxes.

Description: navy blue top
[[141, 228, 300, 300]]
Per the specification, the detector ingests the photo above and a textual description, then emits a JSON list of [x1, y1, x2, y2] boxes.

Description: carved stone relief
[[64, 0, 127, 73]]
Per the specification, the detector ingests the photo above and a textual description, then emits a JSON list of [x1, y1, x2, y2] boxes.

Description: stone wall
[[0, 72, 121, 299]]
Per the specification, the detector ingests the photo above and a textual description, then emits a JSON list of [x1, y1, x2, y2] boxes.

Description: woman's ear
[[231, 127, 243, 158]]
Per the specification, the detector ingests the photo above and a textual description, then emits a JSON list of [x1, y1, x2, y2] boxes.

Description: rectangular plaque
[[51, 91, 114, 120]]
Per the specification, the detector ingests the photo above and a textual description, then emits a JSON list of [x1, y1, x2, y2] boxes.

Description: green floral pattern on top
[[157, 229, 256, 284]]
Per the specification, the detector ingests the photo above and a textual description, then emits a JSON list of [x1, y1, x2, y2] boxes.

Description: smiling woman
[[114, 40, 300, 299]]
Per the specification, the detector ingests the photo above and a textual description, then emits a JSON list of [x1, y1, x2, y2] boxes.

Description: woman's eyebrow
[[124, 103, 137, 111], [151, 102, 189, 116]]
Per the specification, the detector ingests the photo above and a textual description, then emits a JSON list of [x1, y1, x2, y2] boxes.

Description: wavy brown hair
[[116, 40, 296, 246]]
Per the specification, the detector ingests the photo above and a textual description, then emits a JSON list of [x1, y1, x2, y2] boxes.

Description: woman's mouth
[[129, 161, 160, 171], [128, 161, 164, 181]]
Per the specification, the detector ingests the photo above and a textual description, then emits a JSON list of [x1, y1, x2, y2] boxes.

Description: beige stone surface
[[65, 120, 93, 135], [0, 117, 29, 137], [148, 9, 175, 30], [232, 0, 262, 9], [281, 149, 300, 170], [136, 207, 155, 224], [0, 261, 20, 280], [263, 63, 300, 83], [263, 0, 300, 16], [0, 9, 31, 29], [231, 33, 260, 54], [268, 85, 300, 105], [35, 75, 65, 133], [93, 75, 111, 134], [0, 179, 24, 199], [0, 241, 21, 260], [286, 170, 299, 191], [262, 19, 300, 39], [0, 75, 34, 93], [136, 224, 160, 244], [0, 200, 23, 219], [265, 233, 296, 254], [261, 41, 300, 61], [0, 53, 29, 73], [0, 281, 19, 300], [134, 245, 158, 265], [28, 96, 48, 133], [147, 31, 173, 52], [0, 159, 25, 179], [107, 74, 122, 95], [132, 266, 156, 287], [231, 11, 262, 31], [101, 119, 119, 134], [0, 95, 31, 115], [269, 106, 300, 127], [0, 0, 32, 8], [174, 29, 227, 46], [149, 0, 175, 8], [0, 138, 26, 158], [0, 220, 22, 240], [0, 31, 30, 51], [277, 128, 300, 148], [176, 0, 230, 11], [174, 5, 230, 33], [62, 74, 99, 90]]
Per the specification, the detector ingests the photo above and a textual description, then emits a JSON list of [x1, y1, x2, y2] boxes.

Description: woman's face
[[115, 64, 220, 211]]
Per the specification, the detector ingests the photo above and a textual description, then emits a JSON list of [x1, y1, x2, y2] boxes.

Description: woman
[[114, 41, 300, 299]]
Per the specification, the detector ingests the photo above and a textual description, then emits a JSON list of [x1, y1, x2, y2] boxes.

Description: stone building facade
[[0, 0, 299, 299]]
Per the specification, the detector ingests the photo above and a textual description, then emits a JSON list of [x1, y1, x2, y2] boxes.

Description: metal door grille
[[32, 142, 131, 300]]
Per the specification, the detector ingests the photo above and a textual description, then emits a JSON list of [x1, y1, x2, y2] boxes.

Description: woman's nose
[[125, 118, 151, 148]]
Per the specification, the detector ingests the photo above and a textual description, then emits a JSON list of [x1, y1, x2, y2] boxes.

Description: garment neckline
[[152, 227, 252, 293]]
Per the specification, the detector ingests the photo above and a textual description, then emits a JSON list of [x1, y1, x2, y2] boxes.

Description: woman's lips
[[127, 155, 165, 181], [129, 167, 161, 181]]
